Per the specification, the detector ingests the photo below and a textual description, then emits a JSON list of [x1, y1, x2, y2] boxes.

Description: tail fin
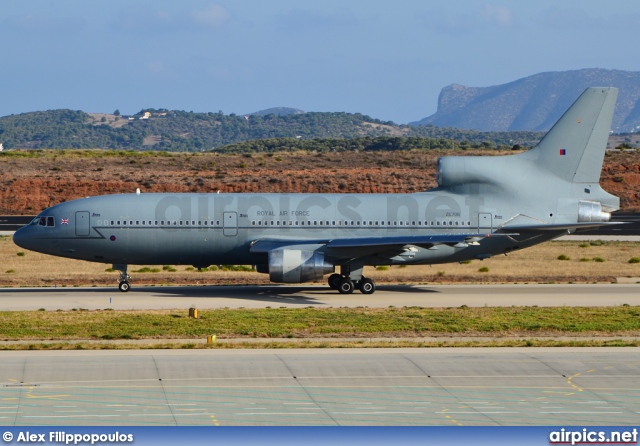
[[523, 87, 618, 183]]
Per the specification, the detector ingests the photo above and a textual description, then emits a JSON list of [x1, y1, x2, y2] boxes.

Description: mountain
[[247, 107, 305, 117], [0, 108, 543, 152], [411, 69, 640, 132]]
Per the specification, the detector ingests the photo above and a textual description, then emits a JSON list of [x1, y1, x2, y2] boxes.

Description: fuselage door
[[478, 213, 492, 233], [223, 211, 238, 236], [75, 211, 91, 236]]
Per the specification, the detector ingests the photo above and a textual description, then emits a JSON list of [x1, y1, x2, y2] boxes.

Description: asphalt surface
[[0, 348, 638, 426], [0, 283, 638, 311]]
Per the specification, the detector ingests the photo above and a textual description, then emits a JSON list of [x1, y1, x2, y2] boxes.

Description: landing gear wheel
[[337, 278, 355, 294], [358, 277, 376, 294], [118, 281, 131, 292], [328, 273, 343, 290]]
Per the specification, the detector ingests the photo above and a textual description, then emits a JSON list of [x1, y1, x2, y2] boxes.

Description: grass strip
[[1, 306, 639, 340], [0, 338, 638, 351]]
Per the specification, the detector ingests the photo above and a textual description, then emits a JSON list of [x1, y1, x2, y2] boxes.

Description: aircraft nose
[[12, 226, 32, 250]]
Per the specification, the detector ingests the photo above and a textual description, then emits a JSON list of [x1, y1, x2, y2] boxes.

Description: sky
[[1, 0, 640, 124]]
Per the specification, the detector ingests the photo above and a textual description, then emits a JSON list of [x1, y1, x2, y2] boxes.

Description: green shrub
[[592, 257, 605, 263], [478, 266, 489, 272], [221, 265, 254, 272], [628, 257, 640, 264], [557, 254, 570, 261]]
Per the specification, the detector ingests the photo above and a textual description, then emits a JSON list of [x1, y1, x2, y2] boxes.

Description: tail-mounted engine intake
[[578, 200, 611, 222], [268, 248, 334, 283]]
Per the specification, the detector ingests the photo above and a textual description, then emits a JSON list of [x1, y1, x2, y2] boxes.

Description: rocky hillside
[[412, 69, 640, 132], [0, 149, 638, 215]]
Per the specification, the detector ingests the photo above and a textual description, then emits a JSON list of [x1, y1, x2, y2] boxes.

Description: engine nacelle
[[268, 248, 334, 283], [578, 200, 611, 222]]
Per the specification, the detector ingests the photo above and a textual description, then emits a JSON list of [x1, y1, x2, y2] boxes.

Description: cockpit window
[[36, 216, 55, 227]]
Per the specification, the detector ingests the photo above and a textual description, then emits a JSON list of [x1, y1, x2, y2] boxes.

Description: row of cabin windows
[[104, 220, 221, 226], [100, 219, 473, 227], [251, 220, 473, 227]]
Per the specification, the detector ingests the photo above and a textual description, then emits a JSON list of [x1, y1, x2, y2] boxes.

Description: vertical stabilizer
[[524, 87, 617, 183]]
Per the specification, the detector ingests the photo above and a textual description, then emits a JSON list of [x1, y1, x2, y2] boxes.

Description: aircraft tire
[[328, 273, 343, 289], [358, 278, 376, 294], [118, 281, 131, 292], [337, 278, 355, 294]]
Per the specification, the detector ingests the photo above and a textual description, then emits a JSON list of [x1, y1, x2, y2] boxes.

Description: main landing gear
[[113, 264, 131, 292], [327, 273, 376, 295]]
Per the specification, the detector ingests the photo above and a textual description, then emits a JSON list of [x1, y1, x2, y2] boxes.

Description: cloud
[[191, 4, 231, 28], [535, 6, 602, 30], [111, 4, 230, 34], [111, 8, 179, 33], [420, 4, 513, 35], [482, 4, 513, 27], [275, 8, 358, 32], [5, 13, 84, 34]]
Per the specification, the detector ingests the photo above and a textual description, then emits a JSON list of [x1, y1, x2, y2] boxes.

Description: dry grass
[[2, 236, 639, 286], [1, 338, 639, 350]]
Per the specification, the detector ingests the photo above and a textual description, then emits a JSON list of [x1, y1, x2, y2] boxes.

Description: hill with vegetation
[[0, 108, 544, 152], [412, 69, 640, 132]]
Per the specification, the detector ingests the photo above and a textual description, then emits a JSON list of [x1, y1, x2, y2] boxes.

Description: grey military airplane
[[13, 87, 621, 294]]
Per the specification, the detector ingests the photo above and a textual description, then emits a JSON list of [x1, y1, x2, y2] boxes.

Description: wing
[[250, 233, 503, 259], [496, 221, 627, 233]]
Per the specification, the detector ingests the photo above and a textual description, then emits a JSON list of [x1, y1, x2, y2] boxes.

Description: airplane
[[13, 87, 621, 294]]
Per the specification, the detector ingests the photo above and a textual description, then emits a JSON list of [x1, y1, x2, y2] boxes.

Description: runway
[[0, 283, 638, 311], [0, 348, 638, 426]]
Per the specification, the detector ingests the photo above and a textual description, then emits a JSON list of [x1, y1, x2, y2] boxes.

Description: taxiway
[[0, 283, 638, 311]]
